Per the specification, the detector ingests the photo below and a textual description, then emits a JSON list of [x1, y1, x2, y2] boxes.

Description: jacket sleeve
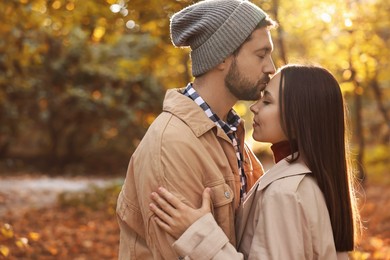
[[139, 141, 205, 259], [137, 119, 235, 259], [173, 213, 244, 260]]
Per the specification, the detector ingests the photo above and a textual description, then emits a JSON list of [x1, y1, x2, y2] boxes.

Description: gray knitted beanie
[[170, 0, 267, 77]]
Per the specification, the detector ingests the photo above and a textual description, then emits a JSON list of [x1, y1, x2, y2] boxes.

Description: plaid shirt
[[183, 83, 247, 203]]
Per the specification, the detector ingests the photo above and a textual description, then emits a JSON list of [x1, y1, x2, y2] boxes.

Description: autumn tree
[[0, 0, 191, 169]]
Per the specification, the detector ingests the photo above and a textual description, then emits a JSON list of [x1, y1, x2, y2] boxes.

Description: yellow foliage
[[369, 237, 384, 249], [233, 102, 248, 117], [117, 57, 150, 79], [31, 0, 47, 14], [1, 223, 14, 239], [46, 245, 59, 255], [92, 26, 106, 42], [66, 2, 75, 11], [51, 0, 61, 10], [15, 237, 29, 248], [29, 232, 41, 242], [0, 245, 9, 257], [340, 82, 355, 94], [146, 114, 156, 126], [349, 250, 370, 259]]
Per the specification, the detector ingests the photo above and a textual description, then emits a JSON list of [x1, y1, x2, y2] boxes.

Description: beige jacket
[[116, 88, 264, 259], [173, 157, 349, 259]]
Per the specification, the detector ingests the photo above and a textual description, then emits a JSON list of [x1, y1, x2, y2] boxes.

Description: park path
[[0, 175, 122, 217]]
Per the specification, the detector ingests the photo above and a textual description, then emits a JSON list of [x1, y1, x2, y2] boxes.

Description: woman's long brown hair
[[278, 64, 360, 251]]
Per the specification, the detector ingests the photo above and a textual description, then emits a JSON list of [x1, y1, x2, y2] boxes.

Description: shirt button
[[224, 191, 230, 199]]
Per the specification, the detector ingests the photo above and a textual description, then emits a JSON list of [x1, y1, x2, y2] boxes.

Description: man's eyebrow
[[255, 47, 272, 53]]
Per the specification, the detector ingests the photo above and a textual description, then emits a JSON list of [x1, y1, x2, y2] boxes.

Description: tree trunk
[[369, 76, 390, 144], [351, 66, 366, 181], [271, 0, 288, 65], [354, 85, 365, 181]]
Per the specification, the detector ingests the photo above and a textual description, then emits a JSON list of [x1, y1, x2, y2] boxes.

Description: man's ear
[[216, 55, 233, 71]]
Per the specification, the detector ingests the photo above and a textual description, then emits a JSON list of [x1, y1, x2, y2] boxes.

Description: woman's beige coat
[[172, 157, 349, 259]]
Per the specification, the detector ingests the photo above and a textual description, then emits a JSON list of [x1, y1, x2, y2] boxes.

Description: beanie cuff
[[191, 2, 266, 76]]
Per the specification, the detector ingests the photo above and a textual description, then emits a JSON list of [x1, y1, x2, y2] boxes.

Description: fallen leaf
[[1, 223, 14, 238], [15, 237, 29, 248], [29, 232, 41, 241], [0, 245, 9, 257]]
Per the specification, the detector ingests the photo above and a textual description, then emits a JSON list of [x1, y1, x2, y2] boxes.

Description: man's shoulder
[[150, 111, 194, 135], [135, 111, 199, 153]]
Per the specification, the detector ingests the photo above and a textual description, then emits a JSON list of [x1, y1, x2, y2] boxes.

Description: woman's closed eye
[[261, 90, 273, 105], [262, 99, 271, 105]]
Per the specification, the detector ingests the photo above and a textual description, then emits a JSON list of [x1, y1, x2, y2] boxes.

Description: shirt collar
[[183, 83, 241, 134]]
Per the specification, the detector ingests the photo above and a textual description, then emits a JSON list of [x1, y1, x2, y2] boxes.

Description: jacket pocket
[[208, 182, 236, 246], [209, 183, 234, 207], [116, 190, 146, 238]]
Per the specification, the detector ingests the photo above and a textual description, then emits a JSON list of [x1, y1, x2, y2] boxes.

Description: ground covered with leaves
[[0, 177, 389, 259]]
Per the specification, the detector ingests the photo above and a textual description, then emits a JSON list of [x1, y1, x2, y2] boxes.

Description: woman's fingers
[[149, 201, 173, 226], [157, 187, 183, 209], [153, 216, 174, 235], [150, 191, 177, 216]]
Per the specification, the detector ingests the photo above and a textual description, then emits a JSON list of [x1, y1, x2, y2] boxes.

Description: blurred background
[[0, 0, 389, 259]]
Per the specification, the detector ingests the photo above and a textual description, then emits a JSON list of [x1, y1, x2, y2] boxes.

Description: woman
[[149, 64, 360, 259]]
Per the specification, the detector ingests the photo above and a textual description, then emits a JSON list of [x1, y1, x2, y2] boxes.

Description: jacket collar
[[242, 154, 311, 202], [257, 154, 311, 191], [163, 88, 246, 142]]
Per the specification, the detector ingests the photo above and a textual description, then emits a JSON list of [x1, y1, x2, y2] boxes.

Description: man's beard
[[225, 58, 270, 101]]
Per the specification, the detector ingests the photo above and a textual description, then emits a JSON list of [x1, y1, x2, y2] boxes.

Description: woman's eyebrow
[[263, 90, 272, 97]]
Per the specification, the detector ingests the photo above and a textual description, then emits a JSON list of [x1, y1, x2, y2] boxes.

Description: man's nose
[[264, 56, 276, 75]]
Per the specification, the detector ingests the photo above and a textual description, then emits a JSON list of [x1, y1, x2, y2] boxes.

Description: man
[[116, 0, 276, 258]]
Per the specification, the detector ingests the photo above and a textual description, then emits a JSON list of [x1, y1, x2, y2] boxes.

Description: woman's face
[[250, 72, 287, 144]]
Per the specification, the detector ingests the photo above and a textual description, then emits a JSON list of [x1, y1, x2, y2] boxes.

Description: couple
[[116, 0, 360, 259]]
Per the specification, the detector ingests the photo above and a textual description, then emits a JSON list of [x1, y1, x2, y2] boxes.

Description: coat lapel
[[257, 155, 311, 191], [235, 155, 311, 246]]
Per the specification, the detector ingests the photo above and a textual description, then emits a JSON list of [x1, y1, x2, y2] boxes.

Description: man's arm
[[136, 126, 214, 258], [149, 186, 244, 260]]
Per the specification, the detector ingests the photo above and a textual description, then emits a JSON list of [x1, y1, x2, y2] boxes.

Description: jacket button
[[224, 191, 230, 199]]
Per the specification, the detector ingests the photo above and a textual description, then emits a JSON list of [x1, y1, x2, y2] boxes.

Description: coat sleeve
[[173, 213, 244, 260]]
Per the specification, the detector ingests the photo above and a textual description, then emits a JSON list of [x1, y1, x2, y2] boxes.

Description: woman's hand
[[149, 187, 212, 239]]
